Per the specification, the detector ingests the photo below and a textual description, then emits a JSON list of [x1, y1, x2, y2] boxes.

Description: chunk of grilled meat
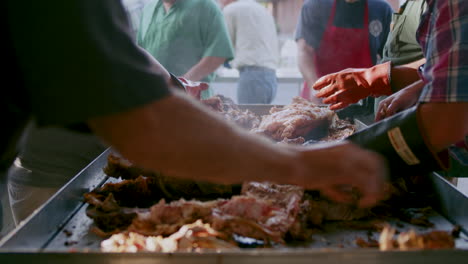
[[251, 97, 335, 142]]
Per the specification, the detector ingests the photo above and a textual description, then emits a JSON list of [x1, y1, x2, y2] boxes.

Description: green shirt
[[137, 0, 234, 98], [375, 0, 427, 114], [381, 0, 426, 66]]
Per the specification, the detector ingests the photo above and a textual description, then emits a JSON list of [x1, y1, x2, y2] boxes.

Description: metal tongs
[[169, 73, 209, 100]]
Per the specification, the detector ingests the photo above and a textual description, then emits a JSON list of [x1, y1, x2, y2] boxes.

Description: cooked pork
[[96, 182, 306, 244], [322, 118, 356, 142], [101, 220, 237, 252], [85, 96, 451, 251], [251, 97, 335, 141], [84, 193, 144, 234], [103, 153, 236, 201], [128, 199, 225, 237], [85, 178, 377, 244], [201, 95, 260, 130], [379, 226, 455, 250]]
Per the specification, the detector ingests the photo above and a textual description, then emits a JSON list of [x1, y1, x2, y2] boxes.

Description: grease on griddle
[[63, 229, 73, 237], [64, 240, 78, 246]]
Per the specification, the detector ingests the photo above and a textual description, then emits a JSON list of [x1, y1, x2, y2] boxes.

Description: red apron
[[301, 0, 374, 100]]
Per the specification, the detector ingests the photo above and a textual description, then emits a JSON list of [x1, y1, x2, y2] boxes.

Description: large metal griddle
[[1, 104, 467, 264]]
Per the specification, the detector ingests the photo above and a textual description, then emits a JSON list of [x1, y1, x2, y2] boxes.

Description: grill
[[1, 105, 467, 264]]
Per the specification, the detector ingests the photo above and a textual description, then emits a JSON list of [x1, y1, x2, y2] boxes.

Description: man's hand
[[292, 141, 388, 208], [312, 62, 392, 110], [177, 77, 209, 100], [375, 80, 424, 121]]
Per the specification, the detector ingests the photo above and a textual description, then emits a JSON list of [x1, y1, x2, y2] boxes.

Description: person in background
[[379, 0, 468, 178], [318, 0, 467, 180], [1, 0, 389, 231], [219, 0, 280, 104], [295, 0, 393, 104], [312, 0, 427, 111], [137, 0, 234, 99]]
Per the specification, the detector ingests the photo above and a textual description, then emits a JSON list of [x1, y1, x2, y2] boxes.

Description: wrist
[[258, 145, 307, 186], [365, 61, 392, 97]]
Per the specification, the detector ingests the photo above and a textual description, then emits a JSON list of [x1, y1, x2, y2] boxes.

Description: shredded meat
[[322, 118, 356, 142], [84, 193, 144, 234], [251, 97, 335, 141], [299, 196, 371, 226], [201, 95, 260, 130], [85, 176, 164, 208], [355, 237, 379, 248], [101, 220, 238, 252], [128, 199, 225, 237], [86, 178, 379, 244], [85, 96, 455, 251], [200, 95, 354, 143], [278, 137, 306, 145], [99, 182, 306, 244], [379, 226, 455, 250]]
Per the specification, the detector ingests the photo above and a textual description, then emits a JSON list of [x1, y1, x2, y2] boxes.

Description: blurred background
[[212, 0, 402, 104]]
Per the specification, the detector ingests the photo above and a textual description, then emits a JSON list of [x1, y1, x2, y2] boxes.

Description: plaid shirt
[[417, 0, 468, 103]]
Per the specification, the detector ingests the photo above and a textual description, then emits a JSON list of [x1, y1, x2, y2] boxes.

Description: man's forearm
[[297, 39, 322, 103], [297, 39, 318, 85], [390, 58, 426, 92], [87, 90, 301, 186], [419, 102, 468, 152], [183, 56, 226, 81]]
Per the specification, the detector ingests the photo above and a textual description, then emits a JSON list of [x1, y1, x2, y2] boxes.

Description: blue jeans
[[237, 66, 277, 104]]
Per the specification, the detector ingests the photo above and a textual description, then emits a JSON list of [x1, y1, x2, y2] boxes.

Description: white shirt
[[121, 0, 151, 38], [223, 0, 279, 70]]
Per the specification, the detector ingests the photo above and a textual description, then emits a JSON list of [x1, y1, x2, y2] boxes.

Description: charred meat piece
[[200, 95, 224, 112], [104, 153, 159, 180], [103, 153, 236, 201], [128, 199, 226, 237], [85, 176, 165, 208], [211, 195, 295, 244], [251, 97, 335, 141], [241, 181, 304, 218], [85, 193, 145, 235]]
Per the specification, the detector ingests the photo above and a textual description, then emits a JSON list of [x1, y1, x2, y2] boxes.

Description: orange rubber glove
[[312, 61, 392, 110]]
